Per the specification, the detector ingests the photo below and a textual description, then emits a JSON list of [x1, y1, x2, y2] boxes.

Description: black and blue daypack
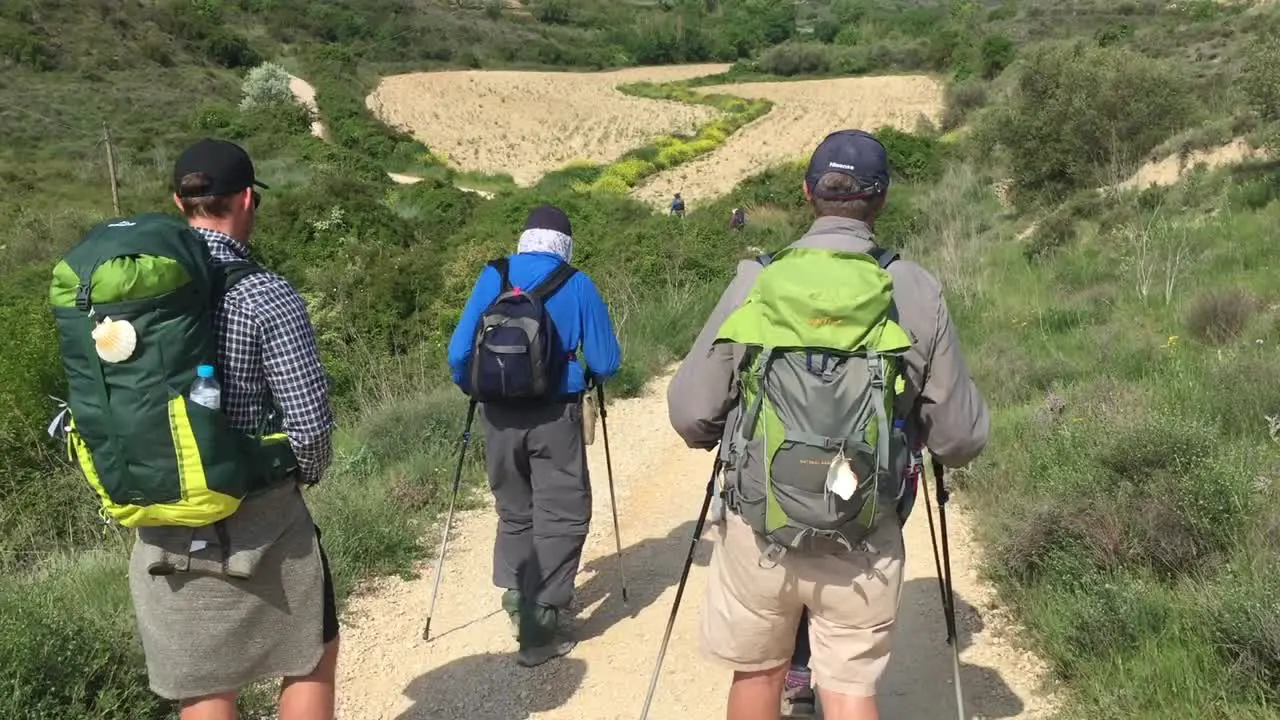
[[467, 257, 578, 404]]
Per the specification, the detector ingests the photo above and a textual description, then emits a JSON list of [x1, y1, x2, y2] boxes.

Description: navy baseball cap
[[804, 130, 891, 200], [172, 138, 269, 197]]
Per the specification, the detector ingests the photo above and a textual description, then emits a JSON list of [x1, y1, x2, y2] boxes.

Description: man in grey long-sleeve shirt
[[667, 129, 990, 720]]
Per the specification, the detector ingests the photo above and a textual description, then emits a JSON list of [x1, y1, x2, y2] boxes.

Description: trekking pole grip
[[463, 399, 477, 439]]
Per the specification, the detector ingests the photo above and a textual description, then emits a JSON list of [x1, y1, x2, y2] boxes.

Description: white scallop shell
[[91, 317, 138, 364]]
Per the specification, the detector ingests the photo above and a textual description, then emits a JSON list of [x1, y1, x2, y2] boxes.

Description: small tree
[[992, 42, 1198, 205], [1240, 34, 1280, 125], [532, 0, 571, 24], [239, 61, 296, 111]]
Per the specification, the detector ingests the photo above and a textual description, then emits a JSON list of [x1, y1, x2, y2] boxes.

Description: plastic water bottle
[[189, 364, 221, 410]]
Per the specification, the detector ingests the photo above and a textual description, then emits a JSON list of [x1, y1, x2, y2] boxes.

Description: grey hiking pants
[[481, 399, 592, 609]]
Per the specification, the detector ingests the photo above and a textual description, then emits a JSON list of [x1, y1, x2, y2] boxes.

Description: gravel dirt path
[[334, 370, 1058, 720]]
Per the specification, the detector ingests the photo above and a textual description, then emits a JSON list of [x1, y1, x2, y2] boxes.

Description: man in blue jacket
[[447, 204, 622, 667]]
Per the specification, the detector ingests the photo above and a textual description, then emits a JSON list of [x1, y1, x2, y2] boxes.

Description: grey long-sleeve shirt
[[667, 215, 990, 468]]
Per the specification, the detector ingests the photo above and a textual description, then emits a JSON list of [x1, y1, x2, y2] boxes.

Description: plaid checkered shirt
[[195, 226, 336, 486]]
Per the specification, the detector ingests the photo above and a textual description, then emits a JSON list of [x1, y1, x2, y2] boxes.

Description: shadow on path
[[395, 652, 587, 720], [570, 519, 710, 642], [877, 580, 1025, 720]]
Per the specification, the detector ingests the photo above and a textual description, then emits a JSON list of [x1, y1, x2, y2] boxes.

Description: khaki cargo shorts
[[700, 512, 906, 697]]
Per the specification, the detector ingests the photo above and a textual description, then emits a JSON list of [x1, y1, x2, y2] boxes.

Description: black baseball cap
[[172, 138, 269, 197], [804, 129, 891, 200]]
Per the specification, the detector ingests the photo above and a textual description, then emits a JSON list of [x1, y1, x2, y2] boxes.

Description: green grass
[[452, 170, 521, 196], [939, 163, 1280, 717]]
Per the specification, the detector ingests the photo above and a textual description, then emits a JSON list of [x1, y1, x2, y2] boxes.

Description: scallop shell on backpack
[[92, 317, 138, 363]]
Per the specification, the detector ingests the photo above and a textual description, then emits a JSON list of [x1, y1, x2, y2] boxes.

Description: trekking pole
[[595, 382, 630, 604], [639, 461, 718, 720], [423, 399, 478, 641], [921, 456, 966, 720]]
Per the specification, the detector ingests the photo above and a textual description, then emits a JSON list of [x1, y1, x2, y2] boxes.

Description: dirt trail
[[1113, 137, 1262, 191], [334, 370, 1058, 720]]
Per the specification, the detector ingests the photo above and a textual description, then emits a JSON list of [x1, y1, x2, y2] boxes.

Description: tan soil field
[[633, 75, 946, 210], [367, 64, 731, 186]]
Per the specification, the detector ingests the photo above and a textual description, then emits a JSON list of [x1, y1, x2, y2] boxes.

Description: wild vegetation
[[3, 0, 1280, 717]]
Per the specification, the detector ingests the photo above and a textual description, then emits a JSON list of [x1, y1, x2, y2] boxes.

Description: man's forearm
[[290, 427, 334, 485]]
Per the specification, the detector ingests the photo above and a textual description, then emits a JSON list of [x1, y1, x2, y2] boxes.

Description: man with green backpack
[[49, 138, 339, 719], [667, 129, 989, 720]]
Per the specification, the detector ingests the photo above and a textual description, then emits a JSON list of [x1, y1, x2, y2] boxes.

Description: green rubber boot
[[501, 589, 522, 639], [516, 602, 576, 668]]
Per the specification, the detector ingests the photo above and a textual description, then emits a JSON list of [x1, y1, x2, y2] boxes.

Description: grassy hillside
[[3, 0, 1280, 717]]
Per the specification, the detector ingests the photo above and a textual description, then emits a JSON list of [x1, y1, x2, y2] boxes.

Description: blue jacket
[[447, 251, 622, 396]]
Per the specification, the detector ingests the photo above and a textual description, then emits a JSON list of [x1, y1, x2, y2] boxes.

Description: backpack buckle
[[75, 284, 92, 313], [758, 541, 787, 569], [867, 354, 885, 388]]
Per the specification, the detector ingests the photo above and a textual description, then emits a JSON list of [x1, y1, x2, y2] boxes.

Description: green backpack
[[48, 212, 297, 529], [714, 246, 913, 560]]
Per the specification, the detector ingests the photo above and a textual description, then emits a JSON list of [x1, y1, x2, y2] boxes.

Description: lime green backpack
[[714, 246, 913, 559], [49, 212, 297, 528]]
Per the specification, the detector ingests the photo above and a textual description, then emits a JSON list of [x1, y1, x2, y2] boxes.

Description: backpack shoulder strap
[[221, 260, 267, 293], [487, 257, 513, 292], [529, 262, 578, 302], [869, 247, 899, 269], [486, 257, 512, 292]]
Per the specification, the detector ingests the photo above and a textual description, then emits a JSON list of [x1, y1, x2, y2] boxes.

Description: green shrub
[[980, 34, 1015, 79], [0, 24, 56, 70], [1185, 288, 1258, 346], [875, 127, 943, 183], [990, 42, 1199, 204], [941, 77, 988, 131], [532, 0, 572, 25], [201, 29, 261, 69], [755, 41, 834, 76], [1210, 554, 1280, 702], [239, 61, 296, 111], [1240, 34, 1280, 124]]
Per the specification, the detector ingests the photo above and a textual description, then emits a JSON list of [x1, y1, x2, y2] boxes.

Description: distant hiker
[[447, 204, 622, 667], [50, 138, 340, 719], [667, 129, 990, 720], [730, 207, 746, 231], [670, 192, 686, 217]]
